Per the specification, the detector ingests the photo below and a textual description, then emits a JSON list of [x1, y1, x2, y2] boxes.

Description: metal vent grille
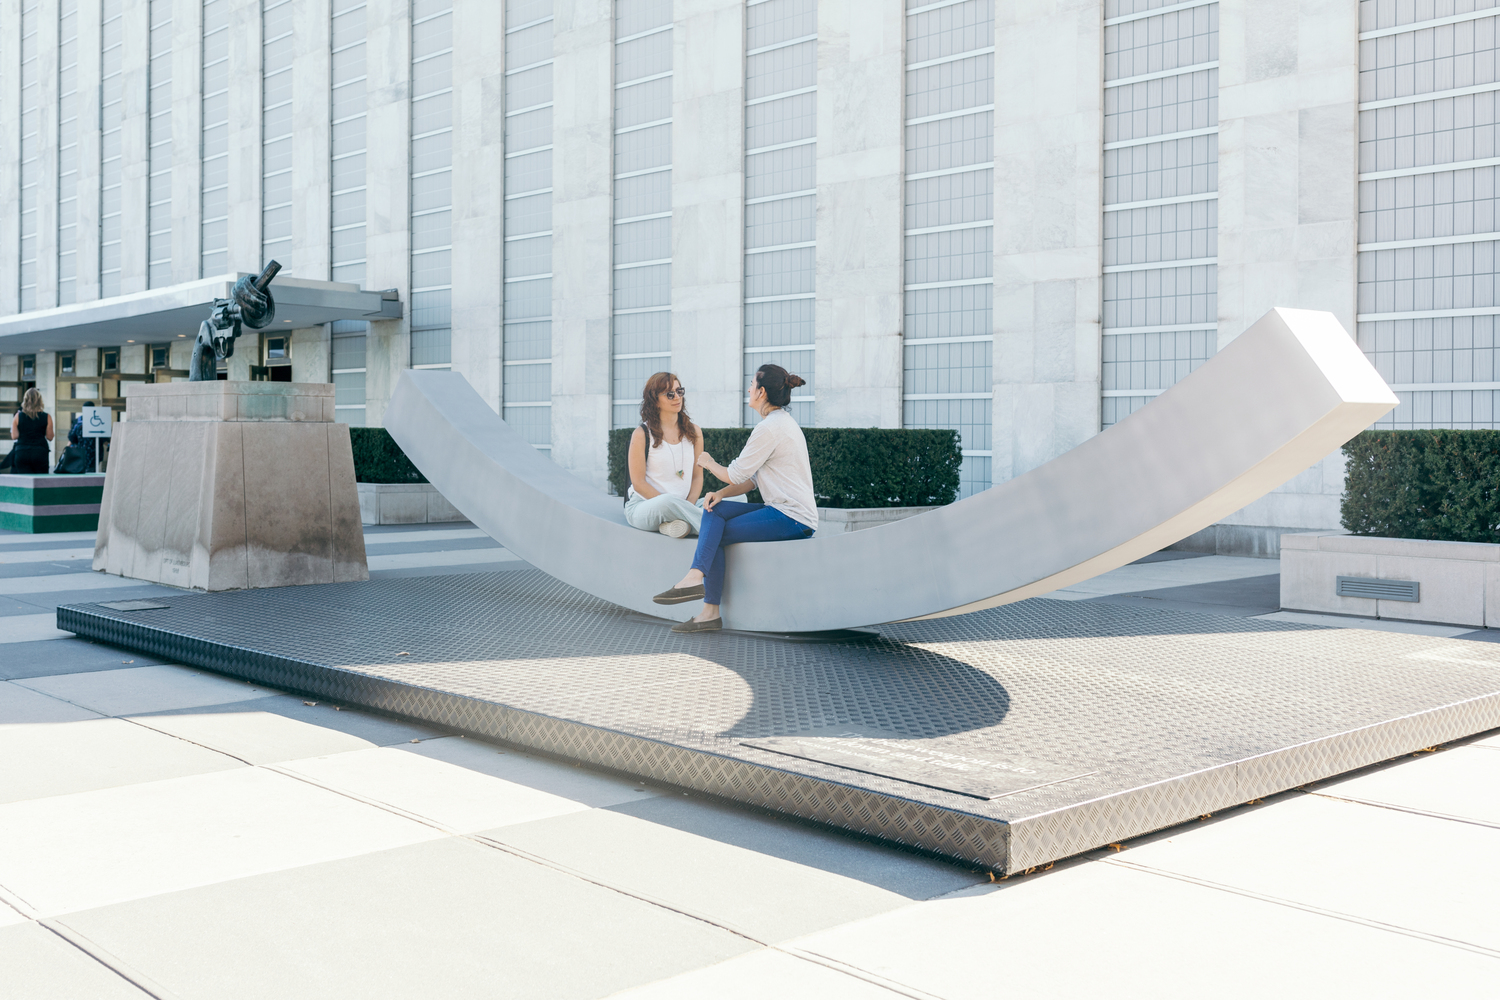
[[1337, 576, 1420, 602]]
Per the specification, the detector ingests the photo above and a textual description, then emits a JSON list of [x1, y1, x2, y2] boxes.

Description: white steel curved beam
[[385, 309, 1398, 632]]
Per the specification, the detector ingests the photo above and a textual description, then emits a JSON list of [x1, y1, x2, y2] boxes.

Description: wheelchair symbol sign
[[81, 406, 112, 438]]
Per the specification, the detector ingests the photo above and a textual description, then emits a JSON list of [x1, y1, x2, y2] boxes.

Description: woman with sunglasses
[[624, 372, 705, 538], [652, 364, 816, 633]]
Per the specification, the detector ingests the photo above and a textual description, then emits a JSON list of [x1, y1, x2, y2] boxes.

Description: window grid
[[331, 1, 368, 425], [148, 0, 172, 287], [1359, 0, 1500, 427], [904, 0, 991, 495], [263, 0, 294, 264], [100, 0, 124, 298], [19, 2, 40, 310], [504, 0, 553, 447], [1101, 2, 1219, 430], [201, 0, 230, 277], [57, 0, 80, 305], [743, 0, 816, 428], [612, 0, 672, 428]]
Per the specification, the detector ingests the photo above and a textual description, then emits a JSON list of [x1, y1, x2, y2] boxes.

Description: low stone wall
[[358, 482, 466, 525], [0, 473, 106, 532], [1281, 531, 1500, 628]]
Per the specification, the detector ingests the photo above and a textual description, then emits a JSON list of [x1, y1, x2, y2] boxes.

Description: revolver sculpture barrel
[[189, 260, 282, 381]]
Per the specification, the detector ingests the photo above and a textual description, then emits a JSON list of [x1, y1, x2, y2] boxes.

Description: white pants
[[624, 492, 704, 534]]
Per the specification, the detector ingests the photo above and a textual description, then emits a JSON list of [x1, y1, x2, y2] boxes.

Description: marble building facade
[[0, 0, 1491, 549]]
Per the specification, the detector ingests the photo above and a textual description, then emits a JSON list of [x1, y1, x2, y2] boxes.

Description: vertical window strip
[[1100, 0, 1219, 430], [902, 0, 992, 496], [1356, 0, 1500, 429], [19, 2, 40, 310], [262, 0, 295, 263], [201, 0, 230, 277], [410, 1, 454, 370], [148, 0, 173, 287], [57, 0, 80, 305], [503, 0, 553, 449], [612, 0, 673, 429], [100, 0, 124, 298], [331, 0, 368, 425], [743, 0, 816, 429]]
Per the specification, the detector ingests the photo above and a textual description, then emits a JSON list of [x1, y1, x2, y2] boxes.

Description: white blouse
[[632, 427, 694, 500]]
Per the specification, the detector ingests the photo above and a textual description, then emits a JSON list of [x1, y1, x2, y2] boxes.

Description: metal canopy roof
[[0, 274, 402, 355]]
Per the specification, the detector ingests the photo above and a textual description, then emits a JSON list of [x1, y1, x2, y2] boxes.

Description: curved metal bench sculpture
[[386, 308, 1398, 632]]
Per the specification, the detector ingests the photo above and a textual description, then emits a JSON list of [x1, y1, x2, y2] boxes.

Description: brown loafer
[[653, 583, 705, 605], [671, 617, 722, 633]]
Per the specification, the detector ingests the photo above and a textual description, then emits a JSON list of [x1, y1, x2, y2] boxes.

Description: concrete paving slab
[[0, 923, 151, 999], [0, 717, 242, 804], [0, 572, 149, 596], [17, 665, 274, 717], [407, 734, 667, 807], [0, 530, 99, 546], [0, 559, 97, 579], [1087, 574, 1282, 618], [1309, 746, 1500, 827], [358, 537, 504, 555], [359, 526, 483, 542], [277, 742, 642, 832], [1044, 555, 1276, 598], [0, 609, 73, 634], [0, 898, 29, 928], [0, 637, 172, 679], [128, 695, 444, 760], [790, 860, 1500, 1000], [7, 584, 181, 615], [1110, 793, 1500, 952], [0, 547, 96, 564], [123, 700, 428, 766], [1254, 610, 1473, 637], [482, 795, 982, 943], [608, 947, 900, 1000], [1, 681, 103, 724], [58, 836, 752, 1000], [365, 547, 520, 570], [0, 766, 445, 916]]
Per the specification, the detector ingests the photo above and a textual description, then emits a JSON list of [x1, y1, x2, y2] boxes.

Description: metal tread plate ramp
[[59, 570, 1500, 873]]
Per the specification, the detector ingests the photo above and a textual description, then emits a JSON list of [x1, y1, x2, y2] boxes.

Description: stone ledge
[[816, 505, 938, 534], [123, 380, 335, 423], [358, 482, 467, 525], [1281, 531, 1500, 628]]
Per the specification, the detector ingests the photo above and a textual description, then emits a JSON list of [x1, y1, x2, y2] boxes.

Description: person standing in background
[[10, 389, 54, 475]]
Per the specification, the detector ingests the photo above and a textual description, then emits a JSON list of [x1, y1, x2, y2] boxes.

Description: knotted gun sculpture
[[189, 260, 282, 381]]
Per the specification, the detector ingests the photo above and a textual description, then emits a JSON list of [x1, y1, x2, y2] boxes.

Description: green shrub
[[349, 427, 428, 484], [608, 426, 962, 509], [1342, 429, 1500, 542]]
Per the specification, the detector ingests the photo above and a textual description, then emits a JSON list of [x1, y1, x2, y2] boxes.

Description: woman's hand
[[702, 489, 723, 511], [696, 451, 715, 469]]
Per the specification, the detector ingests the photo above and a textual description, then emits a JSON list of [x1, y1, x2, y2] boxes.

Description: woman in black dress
[[10, 389, 54, 474]]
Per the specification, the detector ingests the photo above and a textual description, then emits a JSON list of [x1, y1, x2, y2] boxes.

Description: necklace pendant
[[675, 470, 684, 478]]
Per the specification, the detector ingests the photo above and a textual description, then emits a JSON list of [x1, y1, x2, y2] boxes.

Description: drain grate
[[1337, 576, 1420, 602]]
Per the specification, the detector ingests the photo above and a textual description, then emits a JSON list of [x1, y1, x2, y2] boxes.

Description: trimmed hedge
[[350, 427, 428, 484], [1342, 429, 1500, 543], [608, 426, 962, 509]]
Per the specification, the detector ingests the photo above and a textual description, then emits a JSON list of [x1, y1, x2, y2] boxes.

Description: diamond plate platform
[[57, 569, 1500, 873]]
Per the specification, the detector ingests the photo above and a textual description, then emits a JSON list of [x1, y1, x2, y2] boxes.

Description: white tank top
[[633, 425, 693, 500]]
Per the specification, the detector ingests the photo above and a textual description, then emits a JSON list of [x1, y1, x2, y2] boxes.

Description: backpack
[[53, 441, 94, 474]]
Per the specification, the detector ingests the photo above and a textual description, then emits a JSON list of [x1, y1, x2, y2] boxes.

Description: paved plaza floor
[[2, 524, 1498, 998]]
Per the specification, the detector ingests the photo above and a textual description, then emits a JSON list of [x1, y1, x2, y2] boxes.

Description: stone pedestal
[[93, 382, 368, 591]]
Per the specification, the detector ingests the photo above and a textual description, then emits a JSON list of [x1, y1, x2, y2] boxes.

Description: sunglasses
[[660, 388, 688, 400]]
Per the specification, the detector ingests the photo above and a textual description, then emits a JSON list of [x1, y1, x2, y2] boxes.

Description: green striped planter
[[0, 474, 106, 533]]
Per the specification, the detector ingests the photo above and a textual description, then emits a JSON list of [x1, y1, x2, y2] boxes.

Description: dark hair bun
[[783, 373, 806, 389]]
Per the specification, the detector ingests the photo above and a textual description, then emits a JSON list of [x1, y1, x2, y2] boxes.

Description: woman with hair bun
[[652, 364, 816, 633], [624, 372, 704, 538]]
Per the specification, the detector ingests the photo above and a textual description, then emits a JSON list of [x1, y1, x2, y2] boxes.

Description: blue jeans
[[690, 501, 813, 605]]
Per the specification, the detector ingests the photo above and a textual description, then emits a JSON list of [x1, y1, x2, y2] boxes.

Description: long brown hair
[[639, 372, 697, 448], [20, 388, 44, 418]]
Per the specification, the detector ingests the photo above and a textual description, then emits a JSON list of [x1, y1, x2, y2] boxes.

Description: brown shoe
[[653, 583, 705, 605], [671, 616, 722, 633]]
